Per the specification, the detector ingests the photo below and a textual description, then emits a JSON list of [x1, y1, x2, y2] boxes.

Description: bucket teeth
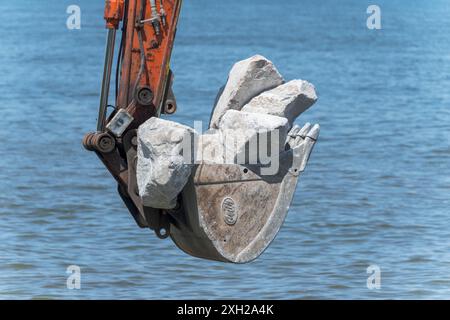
[[306, 124, 320, 141], [298, 122, 312, 139], [295, 124, 320, 172], [288, 125, 301, 137]]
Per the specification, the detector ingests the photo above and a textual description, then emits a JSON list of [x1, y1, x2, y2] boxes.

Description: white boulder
[[137, 117, 197, 209], [218, 110, 289, 164], [242, 79, 317, 126], [196, 130, 225, 164], [209, 55, 284, 129]]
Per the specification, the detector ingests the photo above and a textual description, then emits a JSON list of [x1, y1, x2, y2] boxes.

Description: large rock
[[242, 79, 317, 126], [218, 110, 289, 164], [209, 55, 284, 129], [196, 130, 225, 164], [137, 118, 196, 209]]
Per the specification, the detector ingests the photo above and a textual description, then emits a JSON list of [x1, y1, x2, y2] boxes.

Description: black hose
[[115, 0, 130, 105]]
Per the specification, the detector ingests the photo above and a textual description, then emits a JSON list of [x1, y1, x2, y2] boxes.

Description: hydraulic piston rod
[[97, 28, 117, 132], [96, 0, 125, 132]]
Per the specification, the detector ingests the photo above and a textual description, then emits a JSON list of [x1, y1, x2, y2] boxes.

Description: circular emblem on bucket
[[222, 197, 238, 226]]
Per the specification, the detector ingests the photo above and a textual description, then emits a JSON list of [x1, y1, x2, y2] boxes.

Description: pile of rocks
[[137, 55, 318, 209]]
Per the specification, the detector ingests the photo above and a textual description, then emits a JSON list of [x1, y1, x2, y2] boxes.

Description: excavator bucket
[[170, 123, 319, 263]]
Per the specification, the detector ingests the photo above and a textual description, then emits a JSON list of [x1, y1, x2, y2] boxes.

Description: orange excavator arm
[[83, 0, 183, 236], [117, 0, 181, 120]]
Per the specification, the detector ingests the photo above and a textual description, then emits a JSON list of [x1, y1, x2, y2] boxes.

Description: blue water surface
[[0, 0, 449, 299]]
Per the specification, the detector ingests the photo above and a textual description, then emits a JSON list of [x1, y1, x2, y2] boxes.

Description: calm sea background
[[0, 0, 449, 299]]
